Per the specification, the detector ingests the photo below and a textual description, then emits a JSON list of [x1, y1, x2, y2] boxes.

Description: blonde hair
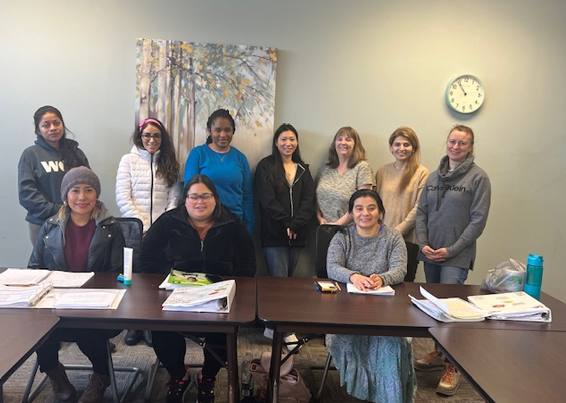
[[326, 126, 367, 169], [388, 127, 422, 191]]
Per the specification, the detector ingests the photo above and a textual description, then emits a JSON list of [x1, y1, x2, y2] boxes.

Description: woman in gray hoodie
[[414, 124, 491, 396]]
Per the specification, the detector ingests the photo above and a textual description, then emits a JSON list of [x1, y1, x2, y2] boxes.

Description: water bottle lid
[[527, 254, 544, 266]]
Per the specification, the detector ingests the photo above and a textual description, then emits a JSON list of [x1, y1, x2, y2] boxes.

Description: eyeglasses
[[141, 133, 162, 141], [187, 193, 214, 202]]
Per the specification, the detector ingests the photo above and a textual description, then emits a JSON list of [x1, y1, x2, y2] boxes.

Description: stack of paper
[[467, 292, 552, 322], [0, 283, 53, 307], [50, 289, 125, 309], [409, 287, 490, 322], [346, 283, 395, 296], [162, 279, 236, 313], [0, 268, 51, 285], [0, 268, 94, 288]]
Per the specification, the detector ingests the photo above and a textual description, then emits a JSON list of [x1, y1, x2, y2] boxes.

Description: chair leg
[[314, 353, 333, 401], [105, 340, 142, 403], [144, 357, 161, 401], [22, 358, 48, 403]]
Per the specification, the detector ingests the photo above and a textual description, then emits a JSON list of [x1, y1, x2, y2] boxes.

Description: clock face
[[446, 75, 485, 114]]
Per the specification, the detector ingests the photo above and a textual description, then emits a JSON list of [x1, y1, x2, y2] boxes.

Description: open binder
[[467, 291, 552, 322], [162, 279, 236, 313], [409, 286, 490, 322]]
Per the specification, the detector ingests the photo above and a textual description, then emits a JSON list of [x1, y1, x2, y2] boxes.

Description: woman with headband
[[115, 117, 181, 346]]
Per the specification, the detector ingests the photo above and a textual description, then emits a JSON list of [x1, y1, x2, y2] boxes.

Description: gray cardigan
[[327, 225, 407, 286], [416, 153, 491, 270]]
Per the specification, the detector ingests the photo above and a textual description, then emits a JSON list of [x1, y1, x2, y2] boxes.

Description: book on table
[[158, 269, 223, 290], [162, 279, 236, 313], [409, 286, 491, 323], [467, 291, 552, 322]]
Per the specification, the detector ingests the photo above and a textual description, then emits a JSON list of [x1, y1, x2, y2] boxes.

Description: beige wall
[[1, 0, 565, 301]]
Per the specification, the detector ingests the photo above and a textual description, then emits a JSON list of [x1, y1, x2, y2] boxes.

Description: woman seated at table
[[28, 166, 124, 403], [326, 189, 417, 403], [138, 174, 256, 403]]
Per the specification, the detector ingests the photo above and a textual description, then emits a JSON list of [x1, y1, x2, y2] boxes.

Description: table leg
[[267, 328, 284, 403], [226, 332, 239, 403]]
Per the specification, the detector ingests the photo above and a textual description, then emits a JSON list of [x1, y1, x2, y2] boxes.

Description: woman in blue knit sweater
[[183, 109, 254, 234]]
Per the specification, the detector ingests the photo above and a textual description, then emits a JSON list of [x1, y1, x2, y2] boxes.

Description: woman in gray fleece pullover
[[414, 125, 491, 396], [416, 125, 491, 282]]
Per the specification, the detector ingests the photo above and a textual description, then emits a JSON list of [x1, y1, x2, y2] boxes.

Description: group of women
[[17, 105, 491, 403]]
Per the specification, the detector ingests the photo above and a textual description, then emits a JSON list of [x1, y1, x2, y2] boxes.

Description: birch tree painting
[[135, 38, 277, 172]]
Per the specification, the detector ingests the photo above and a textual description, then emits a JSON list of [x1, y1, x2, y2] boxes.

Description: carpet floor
[[2, 328, 484, 403]]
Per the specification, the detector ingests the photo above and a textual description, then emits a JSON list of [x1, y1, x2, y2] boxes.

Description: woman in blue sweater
[[183, 109, 254, 233]]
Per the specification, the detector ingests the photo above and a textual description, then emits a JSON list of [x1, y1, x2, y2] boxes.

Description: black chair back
[[115, 217, 143, 271], [314, 224, 343, 279]]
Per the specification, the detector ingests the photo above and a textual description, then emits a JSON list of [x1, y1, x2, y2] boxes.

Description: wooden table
[[55, 273, 257, 403], [430, 327, 566, 403], [0, 310, 59, 403], [257, 278, 439, 403], [257, 277, 566, 403]]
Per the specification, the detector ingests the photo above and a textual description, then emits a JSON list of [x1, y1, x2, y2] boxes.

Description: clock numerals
[[446, 75, 485, 114]]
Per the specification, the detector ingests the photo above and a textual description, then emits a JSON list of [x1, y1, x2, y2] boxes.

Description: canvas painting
[[135, 38, 277, 171]]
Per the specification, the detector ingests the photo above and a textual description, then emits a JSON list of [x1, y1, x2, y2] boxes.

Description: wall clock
[[446, 75, 485, 114]]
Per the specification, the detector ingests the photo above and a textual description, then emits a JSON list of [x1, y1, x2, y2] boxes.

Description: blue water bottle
[[524, 254, 544, 300]]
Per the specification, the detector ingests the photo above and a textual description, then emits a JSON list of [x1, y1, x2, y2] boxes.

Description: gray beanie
[[61, 166, 101, 201]]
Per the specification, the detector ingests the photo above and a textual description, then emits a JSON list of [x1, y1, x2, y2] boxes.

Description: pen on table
[[334, 281, 341, 291]]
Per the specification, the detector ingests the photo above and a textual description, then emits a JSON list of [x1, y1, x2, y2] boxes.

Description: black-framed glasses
[[141, 133, 162, 141]]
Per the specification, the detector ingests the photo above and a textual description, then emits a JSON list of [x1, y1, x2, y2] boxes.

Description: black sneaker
[[166, 366, 190, 403], [196, 371, 216, 403]]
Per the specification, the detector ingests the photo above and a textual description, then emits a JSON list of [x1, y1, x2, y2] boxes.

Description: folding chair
[[22, 340, 141, 403], [312, 224, 342, 400], [22, 217, 145, 403]]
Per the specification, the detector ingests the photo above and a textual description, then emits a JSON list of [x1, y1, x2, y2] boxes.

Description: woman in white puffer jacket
[[116, 118, 181, 232], [116, 117, 181, 347]]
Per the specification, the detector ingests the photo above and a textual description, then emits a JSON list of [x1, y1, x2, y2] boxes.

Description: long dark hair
[[33, 105, 84, 169], [267, 123, 305, 186], [180, 174, 222, 220], [133, 118, 180, 187]]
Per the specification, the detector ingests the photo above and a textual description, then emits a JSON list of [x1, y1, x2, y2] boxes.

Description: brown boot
[[78, 372, 110, 403], [45, 363, 77, 403]]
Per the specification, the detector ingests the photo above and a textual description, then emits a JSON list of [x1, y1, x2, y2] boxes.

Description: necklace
[[213, 149, 229, 163]]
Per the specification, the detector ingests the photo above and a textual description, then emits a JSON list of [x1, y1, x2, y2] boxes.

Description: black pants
[[37, 328, 121, 375], [152, 331, 226, 378], [404, 242, 419, 282]]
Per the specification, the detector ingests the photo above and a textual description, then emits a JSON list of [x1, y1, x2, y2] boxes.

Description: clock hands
[[456, 78, 467, 96]]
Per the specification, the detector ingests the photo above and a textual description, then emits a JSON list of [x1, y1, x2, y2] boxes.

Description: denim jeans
[[424, 262, 469, 284], [262, 246, 302, 277]]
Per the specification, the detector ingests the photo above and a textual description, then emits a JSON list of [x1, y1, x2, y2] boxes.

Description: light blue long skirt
[[326, 335, 417, 403]]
